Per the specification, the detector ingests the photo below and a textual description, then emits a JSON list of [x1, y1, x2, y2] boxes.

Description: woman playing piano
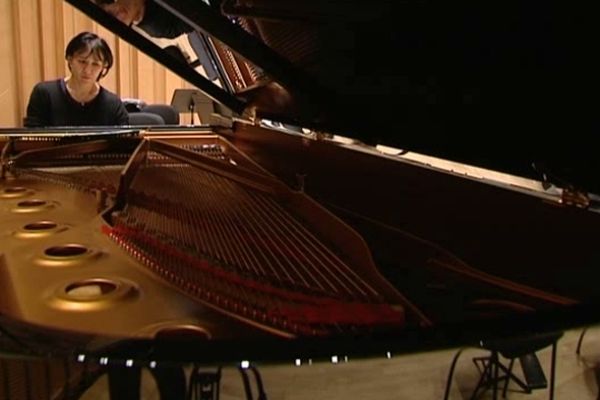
[[23, 31, 128, 127]]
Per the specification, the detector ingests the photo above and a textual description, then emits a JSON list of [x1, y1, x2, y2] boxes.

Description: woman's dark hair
[[65, 31, 114, 80]]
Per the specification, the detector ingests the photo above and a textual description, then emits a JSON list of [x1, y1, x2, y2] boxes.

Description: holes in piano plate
[[154, 325, 212, 341], [45, 244, 88, 257], [36, 244, 102, 267], [66, 279, 117, 297], [134, 321, 213, 341], [11, 199, 58, 213], [49, 278, 138, 311], [0, 186, 34, 199], [13, 220, 68, 238], [25, 221, 58, 230]]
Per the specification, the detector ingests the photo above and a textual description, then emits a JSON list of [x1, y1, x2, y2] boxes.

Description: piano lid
[[67, 0, 599, 194]]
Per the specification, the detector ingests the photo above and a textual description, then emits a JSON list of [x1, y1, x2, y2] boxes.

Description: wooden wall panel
[[116, 39, 135, 98], [12, 0, 43, 121], [0, 0, 19, 126], [137, 53, 157, 103], [39, 0, 60, 81], [0, 0, 193, 128]]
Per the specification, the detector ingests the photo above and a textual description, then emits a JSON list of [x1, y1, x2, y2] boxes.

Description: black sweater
[[24, 79, 129, 127]]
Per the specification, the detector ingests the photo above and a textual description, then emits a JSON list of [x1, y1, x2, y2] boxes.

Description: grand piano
[[1, 0, 599, 398]]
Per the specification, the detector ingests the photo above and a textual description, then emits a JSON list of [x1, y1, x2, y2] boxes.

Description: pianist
[[23, 31, 128, 127]]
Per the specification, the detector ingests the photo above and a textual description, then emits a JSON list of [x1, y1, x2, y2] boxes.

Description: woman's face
[[97, 0, 145, 26], [68, 50, 106, 82]]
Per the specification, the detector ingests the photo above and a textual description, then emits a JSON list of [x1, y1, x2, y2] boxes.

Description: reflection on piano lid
[[68, 0, 600, 194], [1, 0, 600, 374]]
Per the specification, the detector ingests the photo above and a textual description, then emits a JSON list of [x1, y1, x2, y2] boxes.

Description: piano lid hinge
[[532, 162, 591, 209], [314, 131, 334, 141], [559, 186, 590, 209]]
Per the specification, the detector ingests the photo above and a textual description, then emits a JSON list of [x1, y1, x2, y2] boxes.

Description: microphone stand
[[189, 97, 195, 125]]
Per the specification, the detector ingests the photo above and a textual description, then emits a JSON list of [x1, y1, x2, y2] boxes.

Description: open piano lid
[[66, 0, 599, 195]]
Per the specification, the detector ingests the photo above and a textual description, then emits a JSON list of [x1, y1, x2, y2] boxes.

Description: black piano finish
[[1, 0, 599, 375], [70, 0, 600, 193]]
